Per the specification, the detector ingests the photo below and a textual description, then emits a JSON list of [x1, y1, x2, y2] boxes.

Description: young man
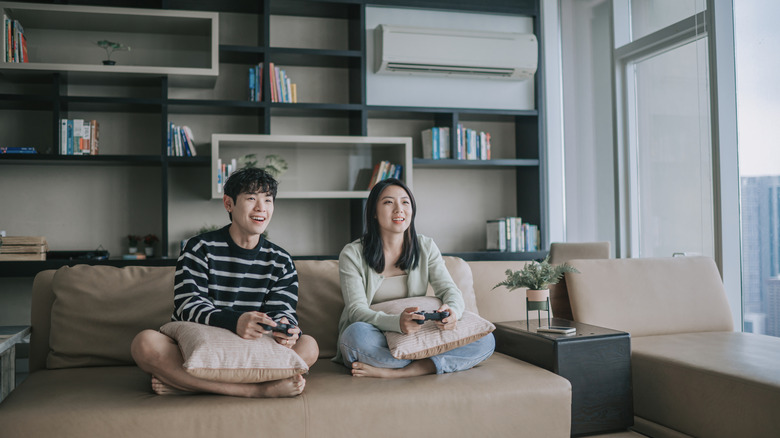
[[131, 167, 319, 397]]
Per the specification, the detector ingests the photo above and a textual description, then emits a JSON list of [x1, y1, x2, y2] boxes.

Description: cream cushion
[[47, 265, 174, 369], [370, 296, 495, 360], [160, 321, 308, 383]]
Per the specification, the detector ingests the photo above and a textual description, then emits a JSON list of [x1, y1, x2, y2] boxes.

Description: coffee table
[[494, 318, 633, 436], [0, 325, 31, 402]]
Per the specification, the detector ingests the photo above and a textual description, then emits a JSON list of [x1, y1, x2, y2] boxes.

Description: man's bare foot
[[151, 376, 194, 395], [350, 360, 436, 378], [251, 374, 306, 398]]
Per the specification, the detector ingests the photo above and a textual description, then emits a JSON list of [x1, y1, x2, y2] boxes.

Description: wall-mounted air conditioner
[[374, 24, 537, 80]]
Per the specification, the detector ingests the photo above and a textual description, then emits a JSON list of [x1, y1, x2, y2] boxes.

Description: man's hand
[[272, 317, 300, 348], [400, 306, 425, 334], [236, 311, 276, 339], [435, 304, 457, 331]]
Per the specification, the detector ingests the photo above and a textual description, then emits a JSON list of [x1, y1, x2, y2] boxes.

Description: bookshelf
[[0, 0, 544, 271], [211, 134, 412, 199]]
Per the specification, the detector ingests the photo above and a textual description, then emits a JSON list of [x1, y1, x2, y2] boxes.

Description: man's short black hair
[[223, 167, 278, 221]]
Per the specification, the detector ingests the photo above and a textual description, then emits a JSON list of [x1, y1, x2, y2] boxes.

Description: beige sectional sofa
[[566, 256, 780, 438], [0, 257, 572, 438]]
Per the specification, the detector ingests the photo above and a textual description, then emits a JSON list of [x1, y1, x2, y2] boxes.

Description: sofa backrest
[[548, 241, 611, 320], [565, 256, 734, 337], [30, 256, 499, 371]]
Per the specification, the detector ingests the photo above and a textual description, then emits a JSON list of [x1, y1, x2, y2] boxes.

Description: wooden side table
[[494, 318, 633, 436], [0, 325, 31, 402]]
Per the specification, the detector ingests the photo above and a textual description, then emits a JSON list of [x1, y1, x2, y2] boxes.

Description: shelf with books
[[0, 2, 218, 86], [211, 134, 411, 200], [413, 158, 540, 168], [0, 154, 163, 165]]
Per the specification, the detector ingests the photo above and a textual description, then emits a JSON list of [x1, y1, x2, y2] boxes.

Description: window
[[735, 0, 780, 337]]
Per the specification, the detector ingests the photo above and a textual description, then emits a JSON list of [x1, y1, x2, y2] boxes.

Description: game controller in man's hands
[[258, 322, 295, 336], [412, 310, 450, 324]]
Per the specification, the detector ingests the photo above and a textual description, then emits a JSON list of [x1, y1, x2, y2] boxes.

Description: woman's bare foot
[[350, 360, 436, 378], [251, 374, 306, 398], [151, 376, 194, 395]]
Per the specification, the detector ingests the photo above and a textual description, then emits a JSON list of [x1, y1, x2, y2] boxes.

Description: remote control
[[258, 322, 295, 336], [536, 326, 576, 335], [412, 310, 450, 324]]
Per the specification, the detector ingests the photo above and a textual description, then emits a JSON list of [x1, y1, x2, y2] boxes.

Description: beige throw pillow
[[160, 321, 308, 383], [370, 296, 495, 360]]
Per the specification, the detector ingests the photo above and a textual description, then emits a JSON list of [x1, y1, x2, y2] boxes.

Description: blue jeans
[[339, 321, 495, 374]]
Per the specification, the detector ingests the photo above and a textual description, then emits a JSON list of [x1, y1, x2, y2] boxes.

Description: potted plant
[[238, 153, 288, 178], [95, 40, 131, 65], [493, 256, 579, 322], [127, 235, 141, 254], [143, 234, 159, 257]]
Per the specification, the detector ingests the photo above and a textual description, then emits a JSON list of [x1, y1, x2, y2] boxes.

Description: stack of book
[[455, 124, 491, 160], [248, 63, 263, 102], [216, 157, 238, 194], [168, 123, 196, 157], [367, 160, 403, 190], [268, 62, 297, 103], [420, 124, 492, 160], [3, 14, 28, 63], [421, 127, 451, 160], [486, 217, 539, 252], [60, 119, 99, 155], [0, 236, 48, 261]]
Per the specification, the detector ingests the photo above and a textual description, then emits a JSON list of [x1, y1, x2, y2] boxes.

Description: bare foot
[[151, 376, 194, 395], [251, 374, 306, 398], [350, 360, 437, 378]]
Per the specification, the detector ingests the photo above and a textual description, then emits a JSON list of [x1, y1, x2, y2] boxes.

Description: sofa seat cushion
[[0, 366, 306, 438], [304, 353, 572, 438], [631, 332, 780, 438]]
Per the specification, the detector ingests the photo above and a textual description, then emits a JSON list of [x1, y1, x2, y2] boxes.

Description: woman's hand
[[435, 304, 457, 331], [236, 311, 276, 339], [400, 306, 425, 334], [272, 317, 300, 348]]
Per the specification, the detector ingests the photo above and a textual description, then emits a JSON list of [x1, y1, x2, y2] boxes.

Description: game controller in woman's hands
[[412, 310, 450, 324], [258, 322, 296, 336]]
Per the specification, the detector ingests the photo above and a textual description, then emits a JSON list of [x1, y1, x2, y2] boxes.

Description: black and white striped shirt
[[172, 225, 298, 333]]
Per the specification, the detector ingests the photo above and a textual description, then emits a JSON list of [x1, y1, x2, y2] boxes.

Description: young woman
[[335, 178, 495, 378]]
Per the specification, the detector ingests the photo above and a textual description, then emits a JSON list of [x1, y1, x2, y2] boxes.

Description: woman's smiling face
[[375, 184, 413, 236]]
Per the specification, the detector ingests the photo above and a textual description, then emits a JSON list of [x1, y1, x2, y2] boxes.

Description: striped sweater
[[172, 225, 298, 333]]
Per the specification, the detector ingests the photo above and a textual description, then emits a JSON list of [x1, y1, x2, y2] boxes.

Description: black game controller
[[413, 310, 450, 324], [258, 322, 295, 336]]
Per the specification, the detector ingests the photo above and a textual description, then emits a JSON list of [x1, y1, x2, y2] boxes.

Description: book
[[486, 219, 506, 251], [0, 252, 46, 261], [0, 243, 48, 253], [182, 126, 196, 156], [90, 120, 99, 155], [1, 147, 37, 154], [249, 66, 256, 101], [0, 236, 46, 245], [421, 128, 434, 159]]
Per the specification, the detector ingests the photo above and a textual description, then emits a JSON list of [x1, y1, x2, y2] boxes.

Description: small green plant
[[238, 153, 288, 178], [493, 256, 579, 291], [96, 40, 131, 63]]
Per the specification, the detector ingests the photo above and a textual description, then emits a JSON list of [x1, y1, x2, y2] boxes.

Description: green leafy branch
[[493, 256, 580, 291], [95, 40, 131, 61]]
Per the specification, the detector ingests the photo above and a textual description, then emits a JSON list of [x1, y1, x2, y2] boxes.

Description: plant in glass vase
[[143, 234, 159, 257]]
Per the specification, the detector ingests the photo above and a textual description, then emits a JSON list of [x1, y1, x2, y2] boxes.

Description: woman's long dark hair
[[362, 178, 419, 273]]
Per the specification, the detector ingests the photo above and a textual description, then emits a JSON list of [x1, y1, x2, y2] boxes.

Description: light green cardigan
[[334, 235, 465, 362]]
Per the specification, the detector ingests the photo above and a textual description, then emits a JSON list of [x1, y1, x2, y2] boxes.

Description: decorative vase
[[526, 289, 551, 327], [102, 60, 116, 65], [145, 246, 154, 257], [128, 246, 138, 254]]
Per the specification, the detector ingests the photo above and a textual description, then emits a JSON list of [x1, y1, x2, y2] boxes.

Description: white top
[[372, 275, 408, 304]]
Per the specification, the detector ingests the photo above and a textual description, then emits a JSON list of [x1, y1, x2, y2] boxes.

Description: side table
[[494, 318, 633, 436], [0, 325, 31, 402]]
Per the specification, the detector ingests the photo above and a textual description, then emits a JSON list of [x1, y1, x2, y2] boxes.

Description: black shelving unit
[[1, 0, 544, 272]]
